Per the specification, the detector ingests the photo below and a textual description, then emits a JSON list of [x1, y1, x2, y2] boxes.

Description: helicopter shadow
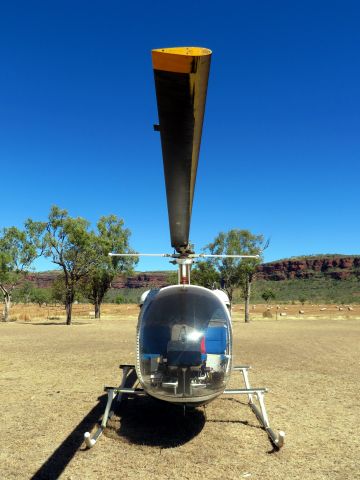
[[206, 397, 263, 429], [30, 394, 107, 480], [21, 321, 91, 326], [211, 397, 281, 454], [109, 395, 206, 449]]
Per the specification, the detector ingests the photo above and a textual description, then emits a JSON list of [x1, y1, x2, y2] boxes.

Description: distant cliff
[[26, 255, 360, 289], [26, 270, 171, 289], [257, 255, 360, 281], [111, 272, 170, 289]]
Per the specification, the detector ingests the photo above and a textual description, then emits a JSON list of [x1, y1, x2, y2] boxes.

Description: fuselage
[[136, 284, 233, 406]]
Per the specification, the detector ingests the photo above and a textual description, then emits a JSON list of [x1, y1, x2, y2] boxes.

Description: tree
[[30, 288, 51, 307], [166, 271, 178, 285], [191, 260, 220, 289], [50, 274, 67, 305], [353, 259, 360, 283], [262, 289, 276, 304], [81, 215, 137, 319], [298, 295, 306, 305], [0, 222, 44, 321], [205, 230, 266, 323], [43, 206, 95, 325], [13, 281, 35, 304]]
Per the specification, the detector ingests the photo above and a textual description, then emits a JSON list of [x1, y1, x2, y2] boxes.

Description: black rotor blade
[[152, 47, 211, 253]]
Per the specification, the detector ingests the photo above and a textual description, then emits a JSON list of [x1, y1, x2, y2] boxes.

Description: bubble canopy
[[136, 285, 232, 404]]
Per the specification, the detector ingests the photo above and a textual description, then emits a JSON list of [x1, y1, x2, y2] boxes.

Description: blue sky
[[0, 1, 359, 272]]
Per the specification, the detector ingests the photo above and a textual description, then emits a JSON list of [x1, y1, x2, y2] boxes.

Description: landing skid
[[84, 364, 285, 449], [224, 366, 285, 449], [84, 364, 143, 448]]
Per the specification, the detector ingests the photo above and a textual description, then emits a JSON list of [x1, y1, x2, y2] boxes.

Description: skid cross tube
[[84, 365, 285, 450], [225, 366, 285, 449]]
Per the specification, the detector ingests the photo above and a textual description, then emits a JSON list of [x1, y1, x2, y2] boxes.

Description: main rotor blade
[[109, 252, 259, 259], [108, 253, 172, 257], [152, 46, 212, 254], [197, 254, 260, 259]]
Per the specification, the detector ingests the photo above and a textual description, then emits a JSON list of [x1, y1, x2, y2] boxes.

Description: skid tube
[[84, 364, 144, 449], [224, 366, 285, 449], [84, 364, 285, 450]]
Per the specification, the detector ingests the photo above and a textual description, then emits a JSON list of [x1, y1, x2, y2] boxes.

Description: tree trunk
[[65, 289, 74, 325], [2, 293, 11, 322], [94, 301, 101, 319], [65, 301, 72, 325], [225, 287, 233, 313], [244, 279, 251, 323]]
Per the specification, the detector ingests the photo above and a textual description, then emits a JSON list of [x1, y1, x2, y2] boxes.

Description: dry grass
[[9, 303, 140, 322], [231, 302, 360, 321], [8, 302, 360, 323], [0, 306, 359, 479]]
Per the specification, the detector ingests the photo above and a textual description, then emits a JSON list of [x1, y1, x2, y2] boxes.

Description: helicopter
[[84, 46, 285, 449]]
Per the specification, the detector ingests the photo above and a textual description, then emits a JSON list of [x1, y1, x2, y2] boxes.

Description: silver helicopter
[[84, 47, 285, 449]]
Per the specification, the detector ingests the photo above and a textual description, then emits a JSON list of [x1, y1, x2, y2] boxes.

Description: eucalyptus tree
[[82, 215, 137, 318], [0, 221, 44, 321], [261, 289, 276, 304], [191, 260, 220, 289], [201, 229, 267, 322], [43, 206, 95, 325]]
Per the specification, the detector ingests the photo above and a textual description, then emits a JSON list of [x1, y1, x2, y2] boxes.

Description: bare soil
[[1, 305, 359, 480]]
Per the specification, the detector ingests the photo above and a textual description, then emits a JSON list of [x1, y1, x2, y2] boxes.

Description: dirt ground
[[1, 305, 359, 480]]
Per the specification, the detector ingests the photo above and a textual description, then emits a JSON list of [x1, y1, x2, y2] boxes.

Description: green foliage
[[50, 275, 67, 304], [42, 206, 96, 323], [191, 261, 220, 289], [11, 281, 52, 306], [15, 281, 34, 303], [30, 288, 52, 306], [204, 229, 266, 304], [250, 278, 360, 304], [166, 271, 178, 285], [0, 224, 43, 284], [114, 294, 127, 304], [261, 289, 276, 303], [0, 222, 44, 320], [43, 206, 94, 277], [104, 287, 149, 304], [80, 215, 138, 317], [50, 273, 86, 304], [298, 295, 307, 305]]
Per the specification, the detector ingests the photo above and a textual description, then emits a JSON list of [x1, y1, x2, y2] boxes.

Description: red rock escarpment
[[25, 255, 360, 288], [256, 256, 360, 281]]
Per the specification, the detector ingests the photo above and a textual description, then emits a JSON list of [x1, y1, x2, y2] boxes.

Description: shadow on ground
[[31, 394, 107, 480], [20, 321, 91, 326], [106, 395, 206, 448]]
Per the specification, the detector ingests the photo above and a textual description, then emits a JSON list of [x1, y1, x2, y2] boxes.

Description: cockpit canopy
[[137, 285, 232, 403]]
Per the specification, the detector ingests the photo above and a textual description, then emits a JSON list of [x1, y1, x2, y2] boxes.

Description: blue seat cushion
[[167, 340, 202, 366], [141, 326, 170, 356], [205, 327, 227, 354], [141, 353, 161, 359]]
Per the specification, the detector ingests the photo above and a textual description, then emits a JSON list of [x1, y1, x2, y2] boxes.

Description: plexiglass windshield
[[137, 286, 232, 402]]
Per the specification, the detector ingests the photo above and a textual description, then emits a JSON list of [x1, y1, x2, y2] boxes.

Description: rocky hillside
[[257, 255, 360, 281], [111, 272, 170, 289], [27, 255, 360, 289], [26, 270, 170, 289]]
